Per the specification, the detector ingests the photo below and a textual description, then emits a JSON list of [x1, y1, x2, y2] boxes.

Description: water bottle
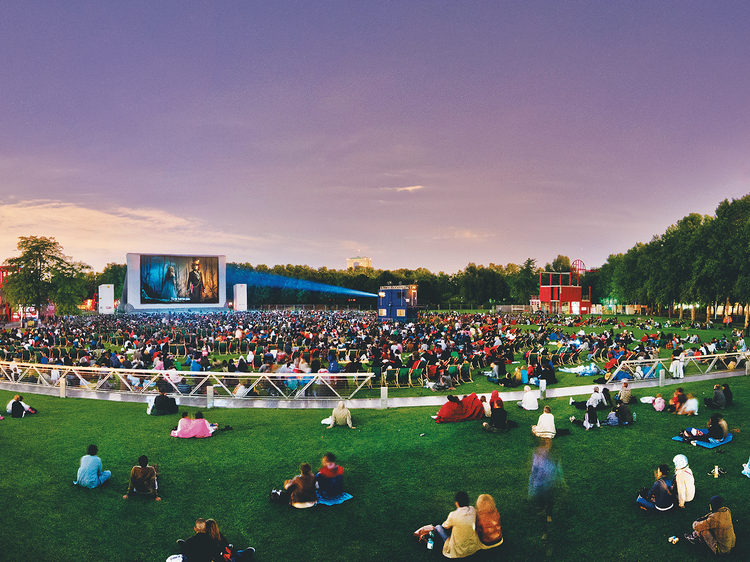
[[427, 531, 434, 550]]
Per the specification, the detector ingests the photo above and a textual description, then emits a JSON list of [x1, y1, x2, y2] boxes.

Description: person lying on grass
[[680, 413, 728, 443]]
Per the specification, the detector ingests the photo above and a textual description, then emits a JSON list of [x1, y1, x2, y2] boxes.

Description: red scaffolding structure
[[537, 260, 591, 315]]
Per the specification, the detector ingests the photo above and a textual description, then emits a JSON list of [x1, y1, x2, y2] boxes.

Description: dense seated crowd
[[3, 309, 743, 559], [2, 311, 747, 400]]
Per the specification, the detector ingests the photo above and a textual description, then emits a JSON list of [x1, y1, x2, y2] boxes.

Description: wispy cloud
[[380, 185, 425, 192], [0, 200, 272, 270]]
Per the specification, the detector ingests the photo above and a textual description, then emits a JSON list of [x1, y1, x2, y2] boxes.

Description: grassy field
[[1, 372, 748, 562]]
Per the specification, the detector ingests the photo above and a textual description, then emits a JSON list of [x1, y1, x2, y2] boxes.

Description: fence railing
[[611, 351, 748, 381], [0, 360, 373, 402]]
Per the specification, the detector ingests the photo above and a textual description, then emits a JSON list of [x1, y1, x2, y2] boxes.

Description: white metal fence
[[0, 360, 373, 402], [610, 351, 748, 381]]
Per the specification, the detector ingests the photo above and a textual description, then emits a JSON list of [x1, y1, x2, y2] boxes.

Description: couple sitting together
[[418, 491, 503, 558], [282, 452, 353, 507], [171, 411, 218, 438]]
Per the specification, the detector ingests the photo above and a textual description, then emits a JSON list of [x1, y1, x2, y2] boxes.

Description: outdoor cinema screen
[[139, 254, 220, 305]]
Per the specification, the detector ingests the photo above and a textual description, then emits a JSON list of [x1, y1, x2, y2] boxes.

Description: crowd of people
[[3, 309, 745, 559], [0, 309, 733, 375]]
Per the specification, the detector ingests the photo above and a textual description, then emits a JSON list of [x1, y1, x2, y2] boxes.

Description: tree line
[[591, 195, 750, 320], [2, 195, 748, 315]]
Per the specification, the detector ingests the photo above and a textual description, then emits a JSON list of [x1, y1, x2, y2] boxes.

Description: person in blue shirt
[[74, 444, 111, 488], [636, 464, 674, 512]]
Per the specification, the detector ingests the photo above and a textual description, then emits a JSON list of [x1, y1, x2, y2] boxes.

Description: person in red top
[[435, 393, 485, 423], [315, 452, 352, 505]]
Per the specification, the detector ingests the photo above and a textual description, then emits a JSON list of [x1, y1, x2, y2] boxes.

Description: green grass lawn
[[1, 373, 748, 562]]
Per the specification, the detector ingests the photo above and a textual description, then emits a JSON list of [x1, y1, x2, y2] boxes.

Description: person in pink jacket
[[171, 411, 216, 438]]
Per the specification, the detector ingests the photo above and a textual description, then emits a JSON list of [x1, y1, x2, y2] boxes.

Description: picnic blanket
[[672, 429, 733, 449], [316, 491, 353, 505]]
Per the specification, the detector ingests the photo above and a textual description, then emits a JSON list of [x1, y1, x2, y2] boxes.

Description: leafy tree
[[548, 255, 571, 272], [658, 213, 706, 316], [597, 254, 625, 305], [51, 264, 90, 315], [2, 236, 90, 315], [98, 263, 128, 299], [508, 258, 539, 304]]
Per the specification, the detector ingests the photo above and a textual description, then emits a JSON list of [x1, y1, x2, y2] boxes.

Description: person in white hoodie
[[673, 454, 695, 508]]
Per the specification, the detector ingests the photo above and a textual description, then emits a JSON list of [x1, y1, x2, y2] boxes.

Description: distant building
[[347, 255, 372, 269]]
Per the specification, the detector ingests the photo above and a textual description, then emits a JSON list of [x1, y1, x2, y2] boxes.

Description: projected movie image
[[140, 255, 219, 305]]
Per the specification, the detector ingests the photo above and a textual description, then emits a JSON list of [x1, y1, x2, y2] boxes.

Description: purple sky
[[1, 1, 748, 274]]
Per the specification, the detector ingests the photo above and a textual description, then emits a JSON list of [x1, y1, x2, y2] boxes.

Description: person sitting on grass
[[605, 406, 619, 426], [475, 494, 503, 548], [430, 491, 484, 558], [653, 393, 665, 412], [434, 369, 455, 391], [177, 518, 255, 562], [517, 385, 539, 410], [7, 394, 37, 418], [667, 387, 686, 413], [636, 464, 674, 512], [150, 387, 178, 416], [570, 405, 599, 430], [123, 455, 160, 501], [532, 405, 557, 438], [615, 381, 633, 404], [672, 454, 695, 509], [683, 495, 735, 554], [721, 383, 733, 406], [678, 393, 699, 416], [170, 411, 216, 438], [680, 413, 728, 443], [570, 387, 605, 410], [315, 452, 353, 505], [326, 401, 356, 429], [704, 384, 726, 409], [482, 390, 514, 433], [615, 401, 634, 425], [74, 444, 111, 489], [283, 462, 317, 508]]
